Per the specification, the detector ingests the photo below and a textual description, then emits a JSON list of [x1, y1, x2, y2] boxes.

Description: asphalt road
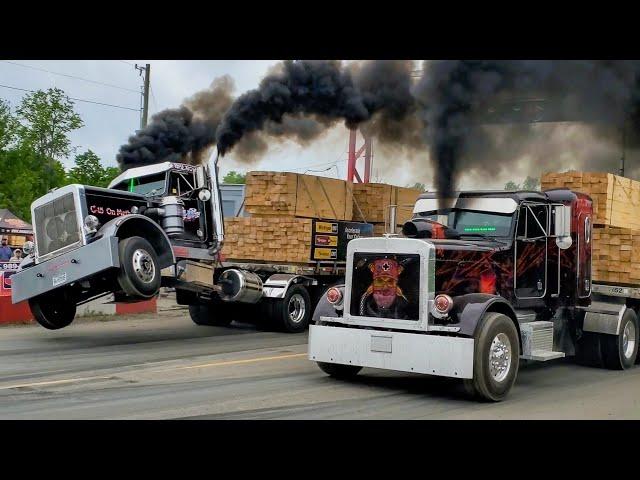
[[1, 300, 639, 419]]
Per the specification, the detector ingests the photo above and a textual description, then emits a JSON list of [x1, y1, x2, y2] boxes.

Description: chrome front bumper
[[308, 323, 475, 379], [11, 236, 120, 304]]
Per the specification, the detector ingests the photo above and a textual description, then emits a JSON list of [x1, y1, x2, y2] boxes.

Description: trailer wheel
[[316, 362, 362, 379], [272, 285, 312, 333], [463, 312, 520, 402], [188, 302, 233, 327], [601, 308, 638, 370], [117, 236, 161, 298], [28, 289, 76, 330]]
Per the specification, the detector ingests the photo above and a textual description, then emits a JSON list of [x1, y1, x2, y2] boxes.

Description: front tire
[[117, 236, 161, 298], [601, 308, 638, 370], [463, 312, 520, 402], [317, 362, 362, 379], [29, 289, 76, 330]]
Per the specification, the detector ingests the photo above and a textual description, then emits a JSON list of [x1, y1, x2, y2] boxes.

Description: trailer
[[309, 188, 640, 401]]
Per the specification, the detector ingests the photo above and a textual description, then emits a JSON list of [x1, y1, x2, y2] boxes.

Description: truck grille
[[34, 192, 81, 258], [350, 252, 421, 320]]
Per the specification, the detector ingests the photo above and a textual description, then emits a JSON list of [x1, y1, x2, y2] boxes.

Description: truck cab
[[309, 188, 638, 401]]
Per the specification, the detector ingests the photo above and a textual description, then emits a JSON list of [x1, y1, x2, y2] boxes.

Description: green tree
[[522, 176, 540, 190], [223, 170, 246, 184], [67, 150, 120, 187], [0, 99, 18, 150], [16, 88, 83, 160], [504, 180, 520, 190], [409, 182, 427, 192]]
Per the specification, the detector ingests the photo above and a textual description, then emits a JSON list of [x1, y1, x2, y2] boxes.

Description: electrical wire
[[0, 83, 140, 112], [0, 60, 139, 93]]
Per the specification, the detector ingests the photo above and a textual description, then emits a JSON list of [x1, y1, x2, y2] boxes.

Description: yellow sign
[[314, 248, 338, 260], [315, 222, 338, 234], [315, 235, 338, 247]]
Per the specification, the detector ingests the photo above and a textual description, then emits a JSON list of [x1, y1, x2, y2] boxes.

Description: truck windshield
[[418, 209, 513, 237], [112, 173, 167, 196]]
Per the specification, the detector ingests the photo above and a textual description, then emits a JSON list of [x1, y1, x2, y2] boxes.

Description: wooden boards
[[243, 171, 353, 221], [541, 171, 640, 229], [592, 226, 640, 285], [351, 182, 422, 227], [222, 217, 313, 264]]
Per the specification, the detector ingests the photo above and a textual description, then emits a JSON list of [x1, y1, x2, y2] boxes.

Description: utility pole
[[135, 63, 151, 128]]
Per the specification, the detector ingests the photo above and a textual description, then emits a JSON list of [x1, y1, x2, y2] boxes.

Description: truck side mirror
[[195, 166, 207, 189], [554, 204, 572, 249]]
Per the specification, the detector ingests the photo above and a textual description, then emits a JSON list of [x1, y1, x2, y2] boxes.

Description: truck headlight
[[22, 241, 34, 255], [84, 214, 100, 234], [198, 189, 212, 202]]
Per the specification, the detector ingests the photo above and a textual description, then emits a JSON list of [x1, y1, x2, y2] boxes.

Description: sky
[[0, 60, 442, 189], [0, 59, 552, 191]]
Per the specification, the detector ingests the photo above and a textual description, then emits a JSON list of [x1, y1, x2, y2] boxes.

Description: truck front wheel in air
[[117, 236, 161, 298], [463, 312, 520, 402], [28, 289, 76, 330], [188, 302, 233, 327], [601, 308, 638, 370], [274, 285, 312, 333], [316, 362, 362, 379]]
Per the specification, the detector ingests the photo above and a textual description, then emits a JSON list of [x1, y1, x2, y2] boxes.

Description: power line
[[0, 83, 140, 112], [0, 60, 139, 93], [118, 60, 136, 66]]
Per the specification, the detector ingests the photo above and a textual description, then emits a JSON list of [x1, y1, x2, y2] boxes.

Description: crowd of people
[[0, 239, 24, 262]]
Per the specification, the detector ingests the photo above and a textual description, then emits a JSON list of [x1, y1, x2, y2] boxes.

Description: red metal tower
[[346, 129, 372, 183]]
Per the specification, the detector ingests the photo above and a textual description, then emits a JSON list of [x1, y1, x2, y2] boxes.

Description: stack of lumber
[[541, 171, 640, 286], [591, 227, 640, 285], [351, 183, 422, 229], [222, 216, 313, 264], [541, 171, 640, 229], [243, 171, 353, 221]]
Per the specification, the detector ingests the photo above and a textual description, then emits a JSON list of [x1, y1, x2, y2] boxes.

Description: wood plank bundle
[[541, 171, 640, 229], [351, 183, 422, 226], [592, 226, 640, 285], [222, 216, 313, 264], [243, 171, 353, 221]]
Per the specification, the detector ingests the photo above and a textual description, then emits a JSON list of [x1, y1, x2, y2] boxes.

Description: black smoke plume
[[215, 60, 418, 156], [116, 76, 235, 171], [414, 60, 640, 198]]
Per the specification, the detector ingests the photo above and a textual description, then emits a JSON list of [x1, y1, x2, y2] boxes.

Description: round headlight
[[326, 287, 343, 306], [130, 206, 139, 214], [434, 294, 453, 315], [84, 215, 100, 231], [22, 241, 34, 255], [198, 189, 212, 202]]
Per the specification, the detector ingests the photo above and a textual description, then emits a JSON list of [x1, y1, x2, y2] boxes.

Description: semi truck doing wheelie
[[10, 151, 371, 333], [309, 188, 640, 401]]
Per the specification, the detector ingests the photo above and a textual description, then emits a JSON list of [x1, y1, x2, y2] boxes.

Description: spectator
[[10, 248, 22, 262], [0, 239, 11, 261]]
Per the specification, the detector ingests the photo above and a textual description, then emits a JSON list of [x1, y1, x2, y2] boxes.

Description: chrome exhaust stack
[[206, 149, 225, 254]]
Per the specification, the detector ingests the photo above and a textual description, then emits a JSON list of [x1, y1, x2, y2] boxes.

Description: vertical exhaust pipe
[[206, 149, 225, 254]]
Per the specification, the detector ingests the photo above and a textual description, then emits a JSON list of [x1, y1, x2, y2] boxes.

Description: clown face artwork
[[350, 253, 420, 320]]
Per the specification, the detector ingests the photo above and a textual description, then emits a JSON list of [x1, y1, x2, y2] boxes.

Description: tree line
[[0, 88, 120, 222]]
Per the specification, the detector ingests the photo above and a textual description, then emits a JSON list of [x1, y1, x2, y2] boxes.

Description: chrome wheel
[[623, 320, 636, 360], [132, 248, 155, 284], [288, 293, 306, 324], [489, 332, 512, 382]]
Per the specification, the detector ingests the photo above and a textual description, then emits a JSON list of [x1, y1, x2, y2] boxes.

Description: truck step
[[520, 321, 565, 361]]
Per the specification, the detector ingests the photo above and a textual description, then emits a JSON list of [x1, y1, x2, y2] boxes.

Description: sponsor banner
[[311, 220, 374, 261], [313, 247, 338, 260], [314, 234, 338, 247]]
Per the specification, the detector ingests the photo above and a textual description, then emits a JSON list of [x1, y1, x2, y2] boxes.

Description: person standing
[[10, 248, 22, 262], [0, 239, 12, 261]]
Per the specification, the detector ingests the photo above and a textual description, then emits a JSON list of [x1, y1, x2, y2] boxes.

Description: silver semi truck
[[11, 151, 371, 333]]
